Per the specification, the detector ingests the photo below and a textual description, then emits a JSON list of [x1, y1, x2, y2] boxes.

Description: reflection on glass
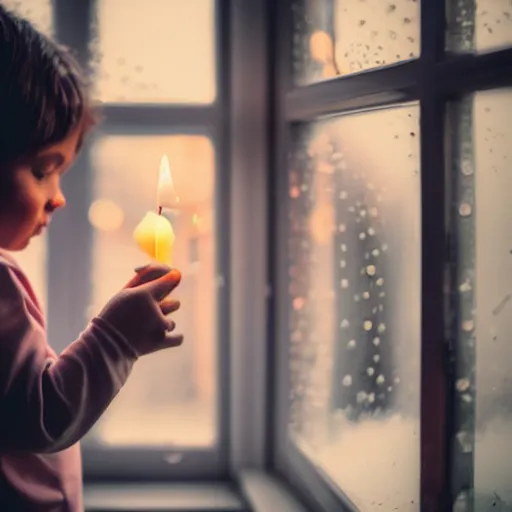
[[447, 0, 512, 53], [87, 135, 217, 447], [292, 0, 420, 85], [287, 104, 421, 510], [90, 0, 216, 103], [8, 234, 48, 315], [1, 0, 53, 36], [451, 89, 512, 510]]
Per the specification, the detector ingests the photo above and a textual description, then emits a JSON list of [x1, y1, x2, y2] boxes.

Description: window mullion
[[47, 0, 95, 353]]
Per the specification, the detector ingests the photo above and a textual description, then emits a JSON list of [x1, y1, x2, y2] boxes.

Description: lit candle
[[133, 154, 177, 264]]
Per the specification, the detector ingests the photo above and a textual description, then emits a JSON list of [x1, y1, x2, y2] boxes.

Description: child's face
[[0, 127, 83, 251]]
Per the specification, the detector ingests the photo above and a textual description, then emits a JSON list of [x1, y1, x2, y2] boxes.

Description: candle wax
[[133, 211, 176, 264]]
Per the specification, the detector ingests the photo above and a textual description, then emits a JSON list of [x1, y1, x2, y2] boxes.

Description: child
[[0, 6, 183, 511]]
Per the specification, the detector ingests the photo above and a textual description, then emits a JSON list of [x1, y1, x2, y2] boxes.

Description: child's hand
[[97, 265, 183, 357]]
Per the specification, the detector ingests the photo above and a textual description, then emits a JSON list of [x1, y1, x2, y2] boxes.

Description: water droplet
[[373, 354, 380, 363], [456, 378, 470, 392], [339, 223, 347, 233], [289, 186, 300, 198], [462, 319, 474, 332], [376, 278, 384, 286], [459, 202, 472, 217], [366, 265, 376, 276], [363, 291, 370, 299], [364, 320, 373, 331], [461, 161, 473, 176], [347, 339, 357, 349], [341, 244, 348, 252], [368, 393, 376, 403], [459, 280, 472, 292], [343, 375, 353, 386], [367, 367, 375, 376], [373, 337, 381, 346], [378, 323, 386, 333], [376, 374, 385, 385], [293, 297, 305, 310], [368, 227, 376, 236], [340, 191, 348, 200], [340, 319, 350, 328], [341, 279, 349, 288], [340, 260, 347, 268], [359, 232, 367, 240], [372, 249, 380, 257], [356, 391, 368, 404]]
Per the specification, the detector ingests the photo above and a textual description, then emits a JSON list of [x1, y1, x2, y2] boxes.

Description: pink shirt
[[0, 252, 136, 511]]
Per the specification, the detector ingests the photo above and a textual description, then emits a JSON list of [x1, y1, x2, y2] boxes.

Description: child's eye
[[32, 168, 49, 181]]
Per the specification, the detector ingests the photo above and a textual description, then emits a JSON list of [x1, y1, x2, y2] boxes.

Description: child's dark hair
[[0, 5, 96, 166]]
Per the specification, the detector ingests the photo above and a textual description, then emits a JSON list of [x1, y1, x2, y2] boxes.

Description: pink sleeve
[[0, 263, 137, 454]]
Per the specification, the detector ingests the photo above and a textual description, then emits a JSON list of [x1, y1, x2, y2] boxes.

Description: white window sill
[[84, 471, 312, 512]]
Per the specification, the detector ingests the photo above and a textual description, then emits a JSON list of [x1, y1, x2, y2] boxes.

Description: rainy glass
[[286, 104, 421, 510], [292, 0, 420, 85]]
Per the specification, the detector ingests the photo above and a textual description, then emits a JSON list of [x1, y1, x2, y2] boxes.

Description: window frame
[[48, 0, 234, 481], [269, 1, 512, 511]]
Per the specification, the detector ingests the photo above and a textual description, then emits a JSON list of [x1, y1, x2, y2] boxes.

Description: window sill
[[83, 471, 312, 512], [84, 482, 246, 512], [237, 469, 312, 512]]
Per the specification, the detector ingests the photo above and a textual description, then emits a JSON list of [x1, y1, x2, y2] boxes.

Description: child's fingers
[[160, 299, 180, 315], [144, 269, 182, 301], [125, 264, 172, 289], [163, 333, 184, 348]]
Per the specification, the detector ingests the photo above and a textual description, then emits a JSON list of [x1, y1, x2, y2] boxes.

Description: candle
[[133, 154, 178, 264]]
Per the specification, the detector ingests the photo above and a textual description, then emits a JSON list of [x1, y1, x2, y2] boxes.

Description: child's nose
[[47, 191, 66, 211]]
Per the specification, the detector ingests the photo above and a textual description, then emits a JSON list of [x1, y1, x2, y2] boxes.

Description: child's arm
[[0, 262, 181, 454]]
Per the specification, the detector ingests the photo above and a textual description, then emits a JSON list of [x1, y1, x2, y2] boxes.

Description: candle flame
[[159, 154, 174, 189], [157, 154, 180, 210]]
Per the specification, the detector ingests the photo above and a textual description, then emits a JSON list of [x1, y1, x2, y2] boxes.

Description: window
[[286, 106, 421, 510], [35, 0, 228, 480], [450, 89, 512, 509], [86, 134, 217, 448], [273, 0, 512, 510]]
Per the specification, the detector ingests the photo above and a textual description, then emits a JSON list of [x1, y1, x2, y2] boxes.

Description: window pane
[[286, 104, 421, 510], [86, 134, 217, 447], [450, 89, 512, 509], [90, 0, 216, 104], [447, 0, 512, 53], [293, 0, 420, 85], [7, 235, 48, 314], [2, 0, 53, 37]]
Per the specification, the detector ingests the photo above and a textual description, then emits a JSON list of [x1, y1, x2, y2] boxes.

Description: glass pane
[[447, 0, 512, 53], [90, 0, 216, 104], [7, 235, 48, 314], [86, 134, 217, 447], [450, 89, 512, 509], [293, 0, 420, 85], [1, 0, 53, 37], [286, 104, 421, 510]]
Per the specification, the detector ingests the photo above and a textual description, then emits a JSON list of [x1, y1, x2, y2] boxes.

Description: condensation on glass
[[450, 89, 512, 510], [286, 104, 421, 510], [292, 0, 420, 85], [89, 0, 216, 104], [86, 134, 217, 447], [1, 0, 53, 37], [447, 0, 512, 53]]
